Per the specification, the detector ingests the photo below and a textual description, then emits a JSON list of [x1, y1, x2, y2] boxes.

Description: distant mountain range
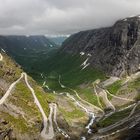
[[0, 35, 57, 52]]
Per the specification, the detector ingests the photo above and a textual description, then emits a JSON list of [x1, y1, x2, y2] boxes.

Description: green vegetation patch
[[9, 80, 41, 119], [107, 80, 122, 95], [99, 97, 106, 109], [60, 108, 85, 120], [59, 99, 86, 123], [27, 76, 55, 116], [30, 52, 106, 90], [76, 88, 100, 107], [46, 78, 62, 91]]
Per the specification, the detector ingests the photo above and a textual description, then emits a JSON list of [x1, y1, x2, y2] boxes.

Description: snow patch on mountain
[[80, 52, 85, 56]]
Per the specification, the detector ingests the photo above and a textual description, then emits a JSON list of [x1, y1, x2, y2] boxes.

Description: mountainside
[[61, 16, 140, 77], [0, 52, 55, 139], [0, 35, 58, 72]]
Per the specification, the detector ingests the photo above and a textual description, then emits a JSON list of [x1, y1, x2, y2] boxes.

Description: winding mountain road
[[65, 92, 95, 133], [123, 72, 140, 84], [106, 90, 134, 102], [53, 103, 70, 138], [58, 75, 66, 88], [70, 88, 104, 113], [24, 73, 57, 139], [94, 85, 104, 109], [101, 77, 120, 87], [46, 104, 55, 139], [0, 73, 24, 105], [98, 102, 140, 135], [59, 75, 103, 113], [42, 81, 50, 90], [128, 101, 140, 117], [2, 69, 138, 139], [95, 85, 115, 111], [0, 72, 56, 140], [58, 76, 107, 134], [102, 102, 136, 121], [98, 113, 140, 134]]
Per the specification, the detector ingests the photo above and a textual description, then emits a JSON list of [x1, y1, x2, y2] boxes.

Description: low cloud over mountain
[[1, 0, 140, 35]]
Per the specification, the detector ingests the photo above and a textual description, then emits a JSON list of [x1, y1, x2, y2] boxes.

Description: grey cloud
[[0, 0, 140, 35]]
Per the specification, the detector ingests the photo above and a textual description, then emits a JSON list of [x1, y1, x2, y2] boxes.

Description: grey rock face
[[61, 16, 140, 77]]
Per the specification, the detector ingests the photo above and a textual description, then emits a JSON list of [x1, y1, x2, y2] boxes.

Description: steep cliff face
[[61, 16, 140, 77]]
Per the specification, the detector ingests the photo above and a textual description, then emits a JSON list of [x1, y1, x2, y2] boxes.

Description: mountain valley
[[0, 16, 140, 140]]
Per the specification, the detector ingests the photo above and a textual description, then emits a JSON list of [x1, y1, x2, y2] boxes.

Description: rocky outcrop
[[61, 16, 140, 77]]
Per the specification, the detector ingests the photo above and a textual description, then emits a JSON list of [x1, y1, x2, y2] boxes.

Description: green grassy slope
[[30, 52, 106, 90], [0, 53, 52, 139]]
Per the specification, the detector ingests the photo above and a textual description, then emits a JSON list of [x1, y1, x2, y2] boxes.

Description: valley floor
[[1, 52, 140, 140]]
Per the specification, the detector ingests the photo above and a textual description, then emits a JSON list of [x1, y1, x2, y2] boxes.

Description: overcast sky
[[0, 0, 140, 36]]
